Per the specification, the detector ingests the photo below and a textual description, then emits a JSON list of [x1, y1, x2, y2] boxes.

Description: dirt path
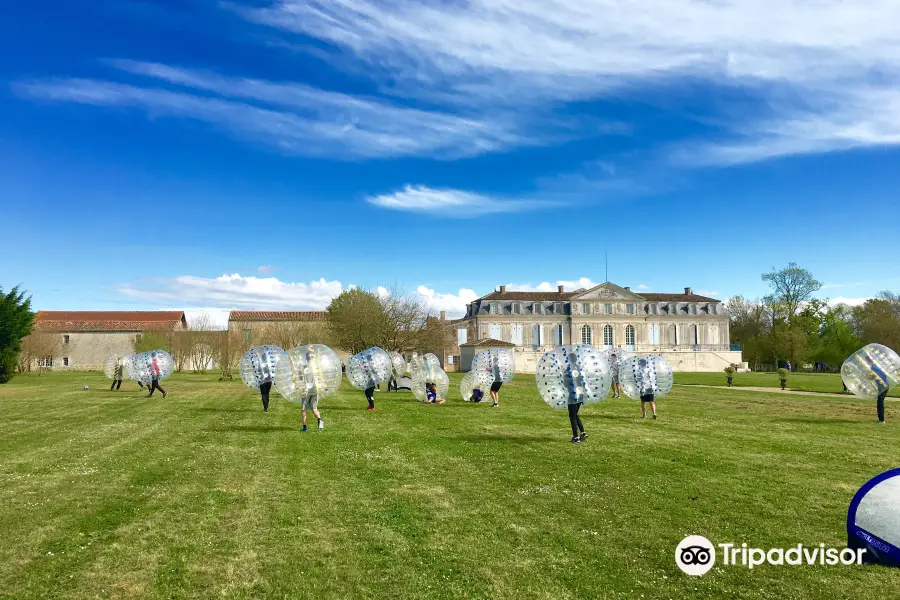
[[675, 384, 896, 400]]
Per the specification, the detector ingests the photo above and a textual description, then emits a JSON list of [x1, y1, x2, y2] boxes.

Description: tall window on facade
[[63, 357, 69, 367], [511, 324, 523, 345], [489, 323, 502, 340], [491, 302, 499, 314], [63, 335, 70, 344], [709, 325, 720, 346], [457, 328, 468, 345], [532, 324, 541, 347], [626, 304, 634, 314], [603, 325, 613, 347], [582, 303, 590, 314], [604, 303, 613, 314], [625, 325, 635, 348], [692, 324, 699, 345], [534, 303, 542, 314], [553, 324, 563, 345], [648, 323, 660, 345], [581, 325, 592, 344]]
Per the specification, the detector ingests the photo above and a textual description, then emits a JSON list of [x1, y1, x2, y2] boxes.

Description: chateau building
[[454, 282, 740, 372]]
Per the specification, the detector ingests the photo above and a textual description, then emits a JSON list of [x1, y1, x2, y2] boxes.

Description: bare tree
[[186, 312, 218, 373], [19, 332, 62, 375], [211, 329, 243, 381]]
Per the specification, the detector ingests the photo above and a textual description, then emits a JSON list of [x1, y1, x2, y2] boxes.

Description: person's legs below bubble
[[156, 380, 166, 398], [115, 379, 122, 391], [260, 381, 271, 411], [575, 402, 585, 437], [649, 400, 657, 419], [111, 379, 117, 391], [365, 386, 375, 410], [301, 407, 308, 431], [877, 391, 886, 423]]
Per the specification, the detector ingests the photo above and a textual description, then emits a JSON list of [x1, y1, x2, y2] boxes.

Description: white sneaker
[[318, 419, 324, 431]]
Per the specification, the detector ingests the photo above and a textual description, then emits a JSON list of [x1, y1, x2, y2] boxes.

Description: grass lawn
[[1, 371, 899, 599], [677, 371, 900, 397]]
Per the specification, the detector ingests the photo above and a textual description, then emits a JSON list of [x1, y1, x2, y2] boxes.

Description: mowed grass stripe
[[0, 371, 899, 599]]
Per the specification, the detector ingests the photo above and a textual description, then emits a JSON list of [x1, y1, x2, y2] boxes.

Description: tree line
[[728, 263, 900, 371]]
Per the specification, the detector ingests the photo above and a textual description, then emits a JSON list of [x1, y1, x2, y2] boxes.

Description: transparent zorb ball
[[460, 369, 493, 402], [471, 348, 516, 383], [411, 354, 449, 402], [104, 353, 131, 380], [536, 345, 611, 409], [389, 351, 408, 378], [842, 344, 900, 400], [239, 345, 286, 389], [128, 350, 175, 385], [274, 344, 343, 404], [346, 347, 392, 390], [619, 354, 673, 400]]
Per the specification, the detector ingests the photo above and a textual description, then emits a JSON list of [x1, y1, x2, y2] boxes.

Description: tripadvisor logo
[[676, 536, 867, 576]]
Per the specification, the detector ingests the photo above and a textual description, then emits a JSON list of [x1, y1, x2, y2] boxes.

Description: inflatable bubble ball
[[619, 354, 673, 400], [104, 353, 132, 380], [460, 369, 494, 403], [389, 351, 408, 378], [411, 359, 450, 402], [471, 348, 516, 383], [127, 350, 175, 385], [536, 345, 611, 409], [274, 344, 343, 404], [239, 345, 287, 389], [346, 347, 393, 390], [842, 344, 900, 400]]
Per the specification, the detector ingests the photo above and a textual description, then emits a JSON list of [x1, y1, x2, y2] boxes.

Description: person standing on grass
[[364, 386, 376, 411], [146, 351, 167, 398], [300, 351, 324, 432], [609, 353, 622, 398], [637, 358, 657, 420], [259, 372, 273, 412], [568, 400, 587, 443], [488, 353, 503, 408], [110, 358, 125, 391]]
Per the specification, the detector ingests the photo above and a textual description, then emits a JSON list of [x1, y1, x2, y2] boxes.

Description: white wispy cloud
[[694, 289, 722, 298], [233, 0, 900, 164], [507, 278, 600, 293], [366, 184, 557, 216], [117, 274, 476, 317], [257, 265, 275, 274], [13, 67, 525, 160], [829, 296, 872, 307]]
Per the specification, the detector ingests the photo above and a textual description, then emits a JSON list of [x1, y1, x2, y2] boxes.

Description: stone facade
[[454, 282, 738, 373], [32, 311, 187, 371]]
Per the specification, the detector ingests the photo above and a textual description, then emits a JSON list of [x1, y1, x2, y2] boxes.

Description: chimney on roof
[[499, 285, 506, 293], [440, 311, 446, 321], [624, 286, 631, 292], [558, 285, 564, 293], [685, 287, 693, 295]]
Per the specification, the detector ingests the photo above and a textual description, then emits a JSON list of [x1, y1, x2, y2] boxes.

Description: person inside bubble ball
[[470, 388, 484, 403], [364, 386, 376, 411], [111, 358, 125, 391], [299, 352, 325, 431], [258, 367, 273, 412], [425, 382, 445, 404], [488, 354, 503, 408], [861, 353, 890, 424], [637, 358, 657, 420], [146, 352, 167, 398], [609, 353, 622, 398]]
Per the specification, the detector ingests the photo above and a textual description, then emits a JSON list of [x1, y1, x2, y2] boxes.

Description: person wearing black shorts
[[637, 358, 657, 420], [489, 381, 502, 408], [640, 392, 657, 420]]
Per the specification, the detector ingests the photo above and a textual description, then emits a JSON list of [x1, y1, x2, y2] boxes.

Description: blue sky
[[3, 0, 900, 323]]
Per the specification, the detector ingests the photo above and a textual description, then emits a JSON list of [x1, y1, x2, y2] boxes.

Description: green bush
[[777, 368, 789, 380]]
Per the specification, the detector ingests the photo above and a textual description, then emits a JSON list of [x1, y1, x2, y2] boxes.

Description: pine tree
[[0, 286, 35, 383]]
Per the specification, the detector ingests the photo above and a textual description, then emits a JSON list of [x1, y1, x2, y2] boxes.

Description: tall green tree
[[817, 304, 862, 367], [0, 286, 35, 383]]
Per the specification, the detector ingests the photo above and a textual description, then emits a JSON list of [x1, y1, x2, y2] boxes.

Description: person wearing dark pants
[[365, 386, 376, 410], [146, 352, 167, 398], [259, 380, 273, 412], [877, 389, 888, 424], [111, 358, 124, 391], [568, 402, 587, 443], [146, 378, 166, 398]]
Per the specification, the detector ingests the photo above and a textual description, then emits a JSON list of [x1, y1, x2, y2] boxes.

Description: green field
[[677, 371, 900, 396], [1, 371, 899, 599]]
